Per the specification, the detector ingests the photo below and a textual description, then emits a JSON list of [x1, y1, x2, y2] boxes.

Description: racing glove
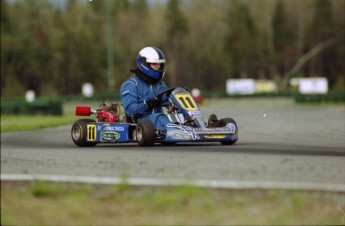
[[144, 97, 160, 108]]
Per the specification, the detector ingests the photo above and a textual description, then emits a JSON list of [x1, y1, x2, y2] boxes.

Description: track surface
[[1, 99, 345, 189]]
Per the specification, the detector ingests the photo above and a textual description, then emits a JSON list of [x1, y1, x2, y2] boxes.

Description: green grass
[[0, 100, 111, 133], [0, 114, 80, 133], [1, 181, 343, 225], [1, 100, 96, 133]]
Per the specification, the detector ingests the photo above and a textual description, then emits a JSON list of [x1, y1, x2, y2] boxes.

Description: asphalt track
[[1, 99, 345, 191]]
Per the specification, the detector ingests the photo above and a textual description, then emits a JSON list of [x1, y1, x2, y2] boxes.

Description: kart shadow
[[94, 142, 345, 157]]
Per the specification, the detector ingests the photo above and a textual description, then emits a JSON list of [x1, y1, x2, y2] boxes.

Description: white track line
[[1, 174, 345, 192]]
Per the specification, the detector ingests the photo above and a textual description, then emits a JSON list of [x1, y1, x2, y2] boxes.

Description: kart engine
[[75, 102, 121, 123]]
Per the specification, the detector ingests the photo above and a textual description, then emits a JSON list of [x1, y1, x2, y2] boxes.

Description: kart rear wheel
[[219, 118, 238, 145], [71, 119, 97, 147], [136, 120, 156, 146]]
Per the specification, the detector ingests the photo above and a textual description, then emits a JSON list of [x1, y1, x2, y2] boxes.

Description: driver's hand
[[144, 97, 160, 108]]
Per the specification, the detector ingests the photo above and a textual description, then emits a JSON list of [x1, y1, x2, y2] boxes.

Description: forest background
[[1, 0, 344, 98]]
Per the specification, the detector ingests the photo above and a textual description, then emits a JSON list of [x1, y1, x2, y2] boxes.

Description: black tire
[[71, 119, 97, 147], [218, 118, 238, 145], [136, 120, 156, 146], [207, 113, 218, 127]]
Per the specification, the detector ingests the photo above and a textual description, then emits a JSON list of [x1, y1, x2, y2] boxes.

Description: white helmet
[[136, 47, 166, 81]]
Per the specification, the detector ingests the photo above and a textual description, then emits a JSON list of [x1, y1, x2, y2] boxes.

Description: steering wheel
[[156, 87, 177, 102]]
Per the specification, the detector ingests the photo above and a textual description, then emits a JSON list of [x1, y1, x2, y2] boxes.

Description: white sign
[[299, 77, 328, 94], [82, 83, 94, 97], [226, 79, 255, 95]]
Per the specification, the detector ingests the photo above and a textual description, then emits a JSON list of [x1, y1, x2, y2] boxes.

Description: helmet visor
[[146, 58, 166, 64]]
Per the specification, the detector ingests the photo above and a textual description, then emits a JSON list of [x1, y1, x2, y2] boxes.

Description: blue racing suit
[[120, 75, 171, 131]]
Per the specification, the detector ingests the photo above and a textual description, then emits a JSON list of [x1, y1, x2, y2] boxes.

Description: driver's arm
[[156, 81, 169, 107], [120, 81, 150, 115]]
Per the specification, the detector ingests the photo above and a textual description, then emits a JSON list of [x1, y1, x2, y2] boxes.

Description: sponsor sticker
[[204, 135, 226, 139], [101, 131, 121, 141], [167, 131, 192, 140], [121, 90, 129, 96], [194, 127, 231, 132], [99, 124, 125, 142], [98, 124, 125, 131]]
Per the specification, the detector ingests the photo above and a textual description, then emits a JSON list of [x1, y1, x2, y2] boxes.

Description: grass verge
[[0, 115, 79, 133], [1, 181, 344, 225], [1, 100, 110, 133]]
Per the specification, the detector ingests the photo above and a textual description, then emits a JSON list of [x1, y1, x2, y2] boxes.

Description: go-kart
[[71, 87, 238, 147]]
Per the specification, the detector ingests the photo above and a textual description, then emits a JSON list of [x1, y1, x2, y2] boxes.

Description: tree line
[[1, 0, 344, 97]]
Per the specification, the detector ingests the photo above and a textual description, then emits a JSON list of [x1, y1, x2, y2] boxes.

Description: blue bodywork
[[85, 122, 237, 144], [163, 123, 237, 143]]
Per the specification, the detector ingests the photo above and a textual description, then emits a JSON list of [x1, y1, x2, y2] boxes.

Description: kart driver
[[120, 47, 171, 131]]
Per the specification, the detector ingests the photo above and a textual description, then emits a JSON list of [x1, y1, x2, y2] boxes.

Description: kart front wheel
[[219, 118, 238, 145], [71, 119, 97, 147], [136, 120, 156, 146]]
